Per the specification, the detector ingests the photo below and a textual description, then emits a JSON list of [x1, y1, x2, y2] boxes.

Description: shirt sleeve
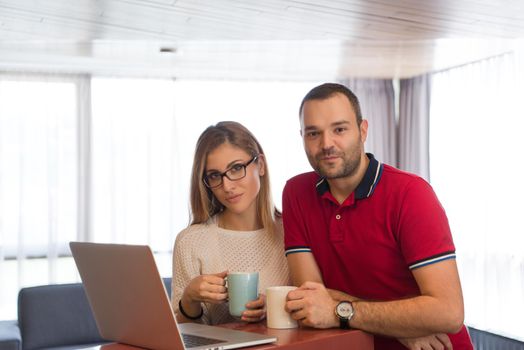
[[282, 180, 312, 256], [397, 178, 456, 270]]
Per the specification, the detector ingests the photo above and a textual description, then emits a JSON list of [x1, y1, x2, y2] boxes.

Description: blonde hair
[[189, 121, 280, 235]]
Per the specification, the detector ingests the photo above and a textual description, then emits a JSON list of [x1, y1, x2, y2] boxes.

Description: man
[[283, 83, 473, 349]]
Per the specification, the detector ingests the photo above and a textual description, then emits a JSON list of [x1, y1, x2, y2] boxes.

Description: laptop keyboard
[[182, 333, 226, 348]]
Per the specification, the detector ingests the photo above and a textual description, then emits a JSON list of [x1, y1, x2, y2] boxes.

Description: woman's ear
[[257, 154, 266, 176]]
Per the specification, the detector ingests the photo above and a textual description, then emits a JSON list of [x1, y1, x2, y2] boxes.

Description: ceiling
[[0, 0, 523, 80]]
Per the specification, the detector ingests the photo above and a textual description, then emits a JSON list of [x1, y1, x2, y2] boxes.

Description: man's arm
[[286, 252, 323, 285], [286, 258, 464, 338], [287, 252, 359, 301], [351, 259, 464, 337]]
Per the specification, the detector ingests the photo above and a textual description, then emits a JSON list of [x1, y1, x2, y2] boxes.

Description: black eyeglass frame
[[203, 155, 259, 189]]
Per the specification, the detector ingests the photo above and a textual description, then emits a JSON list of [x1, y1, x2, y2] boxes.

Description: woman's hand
[[241, 293, 266, 322], [398, 333, 452, 350], [183, 270, 228, 305]]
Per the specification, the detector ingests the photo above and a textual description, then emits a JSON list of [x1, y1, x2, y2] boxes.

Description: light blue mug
[[227, 272, 259, 317]]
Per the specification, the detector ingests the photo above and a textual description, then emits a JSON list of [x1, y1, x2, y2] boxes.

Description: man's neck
[[327, 154, 369, 204]]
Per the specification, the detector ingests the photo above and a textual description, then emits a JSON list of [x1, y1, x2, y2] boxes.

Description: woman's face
[[205, 143, 264, 216]]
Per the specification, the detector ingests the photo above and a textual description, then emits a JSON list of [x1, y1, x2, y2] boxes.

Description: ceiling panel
[[0, 0, 523, 79]]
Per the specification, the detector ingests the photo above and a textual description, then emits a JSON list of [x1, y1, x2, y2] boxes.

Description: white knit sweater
[[171, 216, 290, 325]]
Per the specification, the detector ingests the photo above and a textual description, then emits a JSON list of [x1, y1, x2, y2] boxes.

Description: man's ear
[[360, 119, 368, 143]]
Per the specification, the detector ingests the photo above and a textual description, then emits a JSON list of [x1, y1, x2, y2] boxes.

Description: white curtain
[[398, 74, 431, 181], [338, 79, 397, 166], [429, 50, 524, 341], [90, 78, 180, 252], [0, 73, 86, 319], [0, 76, 184, 319]]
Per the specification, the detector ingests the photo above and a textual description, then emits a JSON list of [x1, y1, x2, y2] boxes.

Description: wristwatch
[[335, 301, 354, 329]]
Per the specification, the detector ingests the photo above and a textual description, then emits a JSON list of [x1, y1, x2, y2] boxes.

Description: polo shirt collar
[[315, 153, 383, 200]]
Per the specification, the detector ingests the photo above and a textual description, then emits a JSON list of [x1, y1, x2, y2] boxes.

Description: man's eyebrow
[[332, 120, 350, 126], [304, 120, 350, 130]]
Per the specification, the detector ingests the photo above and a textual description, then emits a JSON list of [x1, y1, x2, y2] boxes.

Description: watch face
[[336, 301, 353, 318]]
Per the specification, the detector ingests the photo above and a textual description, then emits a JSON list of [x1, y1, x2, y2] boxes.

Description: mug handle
[[223, 276, 229, 301]]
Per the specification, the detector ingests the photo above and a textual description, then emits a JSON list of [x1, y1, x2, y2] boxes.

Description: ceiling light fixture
[[159, 47, 177, 53]]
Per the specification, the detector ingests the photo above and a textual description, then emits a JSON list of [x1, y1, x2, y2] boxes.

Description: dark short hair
[[299, 83, 362, 125]]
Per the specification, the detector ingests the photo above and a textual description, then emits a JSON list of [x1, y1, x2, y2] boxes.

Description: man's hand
[[398, 333, 453, 350], [285, 281, 339, 329]]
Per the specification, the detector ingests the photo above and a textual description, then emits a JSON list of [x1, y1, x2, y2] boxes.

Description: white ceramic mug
[[266, 286, 298, 329]]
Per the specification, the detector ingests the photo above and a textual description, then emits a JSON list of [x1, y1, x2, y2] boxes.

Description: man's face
[[300, 93, 367, 179]]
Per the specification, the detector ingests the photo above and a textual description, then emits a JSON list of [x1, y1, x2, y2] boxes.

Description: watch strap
[[178, 299, 203, 319]]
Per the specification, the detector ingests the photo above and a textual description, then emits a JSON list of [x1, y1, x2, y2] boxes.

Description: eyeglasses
[[203, 156, 258, 188]]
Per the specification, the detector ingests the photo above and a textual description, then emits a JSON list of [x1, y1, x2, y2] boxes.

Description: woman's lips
[[225, 193, 243, 203]]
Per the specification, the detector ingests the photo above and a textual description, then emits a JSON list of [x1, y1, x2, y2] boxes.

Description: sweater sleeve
[[171, 227, 212, 324]]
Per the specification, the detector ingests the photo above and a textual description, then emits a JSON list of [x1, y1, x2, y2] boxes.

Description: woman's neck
[[218, 208, 261, 231]]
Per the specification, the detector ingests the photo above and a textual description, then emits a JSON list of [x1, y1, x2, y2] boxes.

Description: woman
[[172, 121, 289, 325]]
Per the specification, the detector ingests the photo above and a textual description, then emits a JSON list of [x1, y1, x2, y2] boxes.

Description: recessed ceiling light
[[159, 47, 177, 53]]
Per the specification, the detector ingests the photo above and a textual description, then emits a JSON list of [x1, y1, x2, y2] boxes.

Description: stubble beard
[[308, 146, 362, 180]]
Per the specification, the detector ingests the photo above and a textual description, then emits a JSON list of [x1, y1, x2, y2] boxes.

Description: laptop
[[69, 242, 277, 350]]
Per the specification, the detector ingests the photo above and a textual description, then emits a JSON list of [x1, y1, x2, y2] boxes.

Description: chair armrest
[[0, 320, 21, 350]]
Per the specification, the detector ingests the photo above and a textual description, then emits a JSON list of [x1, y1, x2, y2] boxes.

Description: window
[[91, 78, 178, 251], [0, 76, 80, 319], [0, 77, 78, 258], [429, 52, 524, 340]]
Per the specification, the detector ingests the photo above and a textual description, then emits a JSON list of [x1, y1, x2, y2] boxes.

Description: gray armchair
[[0, 278, 172, 350], [0, 321, 20, 350]]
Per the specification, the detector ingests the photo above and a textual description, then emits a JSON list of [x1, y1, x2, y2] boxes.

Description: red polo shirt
[[283, 154, 472, 349]]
